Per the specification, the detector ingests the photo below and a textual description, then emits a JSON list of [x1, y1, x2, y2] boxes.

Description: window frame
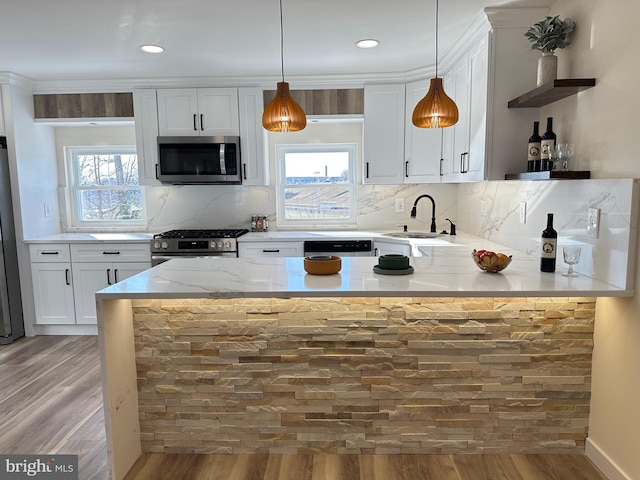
[[275, 143, 357, 229], [65, 145, 146, 229]]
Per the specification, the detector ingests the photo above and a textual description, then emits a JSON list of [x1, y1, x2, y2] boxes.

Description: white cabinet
[[373, 241, 412, 257], [363, 84, 405, 184], [238, 241, 303, 258], [29, 244, 75, 325], [238, 87, 267, 185], [404, 80, 442, 183], [443, 34, 489, 183], [71, 260, 148, 324], [157, 88, 239, 137], [133, 89, 160, 186], [0, 88, 5, 136], [70, 243, 150, 324]]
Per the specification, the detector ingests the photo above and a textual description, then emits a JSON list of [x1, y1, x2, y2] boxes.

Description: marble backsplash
[[457, 178, 639, 290], [144, 183, 458, 234]]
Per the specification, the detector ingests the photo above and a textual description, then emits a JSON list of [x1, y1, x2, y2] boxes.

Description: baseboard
[[32, 324, 98, 336], [586, 437, 632, 480]]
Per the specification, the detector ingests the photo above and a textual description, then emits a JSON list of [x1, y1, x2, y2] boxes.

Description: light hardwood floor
[[0, 336, 609, 480]]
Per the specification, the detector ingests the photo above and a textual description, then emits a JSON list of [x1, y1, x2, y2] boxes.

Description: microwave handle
[[155, 164, 159, 179]]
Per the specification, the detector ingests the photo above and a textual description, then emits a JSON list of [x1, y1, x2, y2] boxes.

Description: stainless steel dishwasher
[[303, 240, 373, 257]]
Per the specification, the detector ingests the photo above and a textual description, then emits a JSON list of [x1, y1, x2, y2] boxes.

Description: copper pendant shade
[[262, 81, 307, 132], [412, 0, 458, 129], [262, 0, 306, 132], [412, 77, 459, 128]]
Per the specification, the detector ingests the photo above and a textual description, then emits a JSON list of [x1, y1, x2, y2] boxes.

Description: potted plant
[[525, 15, 576, 86]]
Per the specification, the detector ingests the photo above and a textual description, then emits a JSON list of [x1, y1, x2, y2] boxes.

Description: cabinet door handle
[[460, 152, 469, 174], [262, 249, 280, 253], [114, 269, 119, 283], [405, 161, 409, 178], [366, 162, 370, 179], [65, 268, 71, 286], [374, 248, 378, 256], [106, 268, 112, 285], [41, 251, 59, 255], [102, 251, 120, 255], [200, 114, 204, 131], [439, 158, 444, 177], [243, 163, 247, 180], [193, 114, 197, 131]]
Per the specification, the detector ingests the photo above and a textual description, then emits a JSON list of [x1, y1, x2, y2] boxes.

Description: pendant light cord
[[434, 0, 439, 78], [279, 0, 285, 82]]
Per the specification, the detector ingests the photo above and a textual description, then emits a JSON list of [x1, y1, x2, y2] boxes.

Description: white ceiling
[[0, 0, 553, 86]]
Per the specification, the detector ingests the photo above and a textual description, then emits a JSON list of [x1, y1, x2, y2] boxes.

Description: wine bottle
[[527, 121, 541, 172], [540, 213, 557, 272], [540, 117, 556, 171]]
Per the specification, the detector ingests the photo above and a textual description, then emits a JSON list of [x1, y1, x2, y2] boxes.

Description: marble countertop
[[24, 233, 153, 243], [98, 233, 629, 299]]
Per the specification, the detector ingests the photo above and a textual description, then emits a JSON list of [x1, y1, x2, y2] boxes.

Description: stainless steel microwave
[[156, 136, 242, 184]]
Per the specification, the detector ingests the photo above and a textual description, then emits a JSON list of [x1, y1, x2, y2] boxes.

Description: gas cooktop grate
[[153, 229, 249, 239]]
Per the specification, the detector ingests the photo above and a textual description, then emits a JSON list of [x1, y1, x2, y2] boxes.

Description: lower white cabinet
[[29, 242, 151, 326], [238, 241, 303, 258], [71, 261, 149, 324], [30, 244, 75, 325], [373, 241, 412, 257]]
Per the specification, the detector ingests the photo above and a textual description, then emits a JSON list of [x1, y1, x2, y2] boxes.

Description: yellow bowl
[[472, 249, 512, 273], [304, 255, 342, 275]]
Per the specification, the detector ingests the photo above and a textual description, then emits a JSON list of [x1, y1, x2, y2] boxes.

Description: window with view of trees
[[276, 144, 357, 227], [66, 146, 145, 225]]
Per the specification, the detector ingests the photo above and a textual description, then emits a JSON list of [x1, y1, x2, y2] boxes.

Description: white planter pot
[[537, 53, 558, 86]]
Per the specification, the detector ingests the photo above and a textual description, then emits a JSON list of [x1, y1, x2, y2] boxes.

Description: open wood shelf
[[507, 79, 596, 108], [505, 170, 591, 181]]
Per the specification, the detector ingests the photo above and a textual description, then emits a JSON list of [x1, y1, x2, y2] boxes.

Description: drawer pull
[[102, 251, 121, 255], [41, 251, 59, 255], [262, 249, 280, 253]]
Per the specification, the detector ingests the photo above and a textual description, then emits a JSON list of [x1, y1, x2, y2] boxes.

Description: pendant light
[[412, 0, 458, 128], [262, 0, 306, 132]]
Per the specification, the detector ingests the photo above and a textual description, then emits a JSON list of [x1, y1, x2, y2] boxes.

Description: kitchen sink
[[383, 232, 445, 239]]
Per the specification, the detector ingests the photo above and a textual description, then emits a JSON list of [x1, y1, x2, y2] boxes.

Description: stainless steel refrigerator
[[0, 136, 24, 344]]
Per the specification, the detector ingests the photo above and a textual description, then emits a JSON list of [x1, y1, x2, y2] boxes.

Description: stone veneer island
[[96, 241, 630, 480]]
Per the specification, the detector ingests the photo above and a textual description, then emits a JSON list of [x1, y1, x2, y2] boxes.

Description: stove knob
[[153, 241, 161, 249], [217, 241, 224, 249], [225, 241, 232, 250], [161, 241, 168, 249]]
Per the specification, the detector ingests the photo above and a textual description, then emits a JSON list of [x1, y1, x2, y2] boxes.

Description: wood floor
[[0, 336, 609, 480]]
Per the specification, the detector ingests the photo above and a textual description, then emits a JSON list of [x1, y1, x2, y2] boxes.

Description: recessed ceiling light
[[356, 39, 380, 49], [140, 45, 164, 54]]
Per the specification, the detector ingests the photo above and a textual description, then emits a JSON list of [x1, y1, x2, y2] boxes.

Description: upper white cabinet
[[157, 88, 239, 137], [363, 84, 405, 185], [238, 87, 267, 186], [443, 33, 488, 183], [404, 80, 442, 183], [133, 89, 160, 186]]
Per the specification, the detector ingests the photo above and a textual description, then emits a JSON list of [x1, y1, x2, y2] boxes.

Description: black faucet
[[410, 194, 437, 233]]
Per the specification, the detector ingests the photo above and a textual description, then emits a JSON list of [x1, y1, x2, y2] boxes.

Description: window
[[66, 146, 145, 227], [276, 144, 357, 228]]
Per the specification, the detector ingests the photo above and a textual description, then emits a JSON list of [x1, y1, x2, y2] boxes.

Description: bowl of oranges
[[472, 249, 512, 273]]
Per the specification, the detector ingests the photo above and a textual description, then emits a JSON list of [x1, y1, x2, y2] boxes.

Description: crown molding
[[484, 7, 550, 29], [0, 72, 33, 89]]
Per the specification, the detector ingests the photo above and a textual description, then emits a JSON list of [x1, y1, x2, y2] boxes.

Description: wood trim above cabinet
[[34, 92, 134, 119], [262, 88, 364, 115]]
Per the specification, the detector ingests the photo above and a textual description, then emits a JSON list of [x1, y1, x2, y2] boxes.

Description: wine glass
[[557, 144, 575, 172], [562, 246, 581, 277]]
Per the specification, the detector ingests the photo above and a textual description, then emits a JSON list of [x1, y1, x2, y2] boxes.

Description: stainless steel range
[[151, 229, 249, 266]]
